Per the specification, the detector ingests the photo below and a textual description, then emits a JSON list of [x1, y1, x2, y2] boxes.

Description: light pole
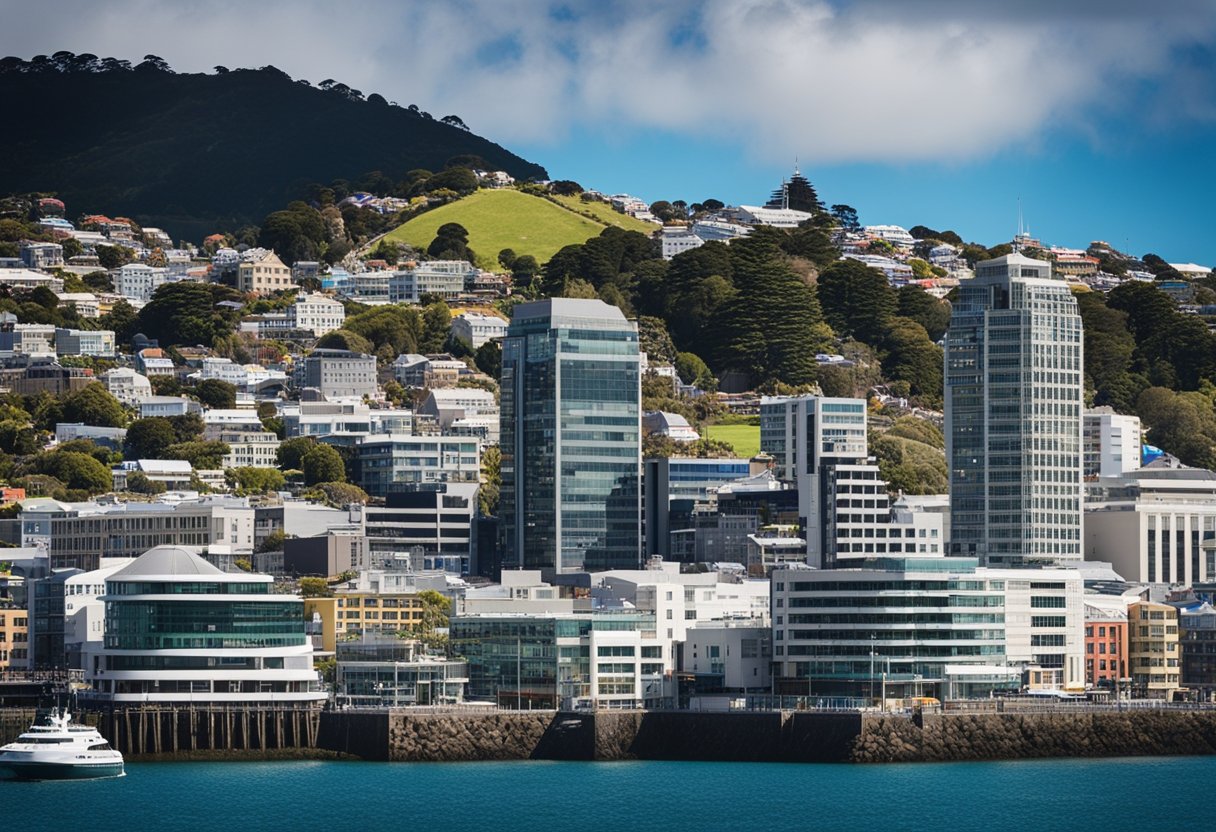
[[516, 636, 522, 711], [870, 633, 876, 705]]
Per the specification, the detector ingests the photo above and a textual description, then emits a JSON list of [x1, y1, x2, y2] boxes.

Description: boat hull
[[0, 760, 125, 780]]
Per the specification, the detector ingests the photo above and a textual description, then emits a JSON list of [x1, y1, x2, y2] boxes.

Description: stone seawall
[[852, 711, 1216, 763], [318, 708, 1216, 764]]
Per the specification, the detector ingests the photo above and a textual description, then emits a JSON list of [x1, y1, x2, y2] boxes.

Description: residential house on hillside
[[237, 250, 292, 294]]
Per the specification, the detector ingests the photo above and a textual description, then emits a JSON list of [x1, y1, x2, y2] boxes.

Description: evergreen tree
[[817, 259, 898, 346], [709, 233, 826, 387]]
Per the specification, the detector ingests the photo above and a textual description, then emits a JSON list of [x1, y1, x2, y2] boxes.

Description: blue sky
[[3, 0, 1215, 264]]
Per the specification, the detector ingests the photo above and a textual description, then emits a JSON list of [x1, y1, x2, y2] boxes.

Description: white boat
[[0, 708, 125, 780]]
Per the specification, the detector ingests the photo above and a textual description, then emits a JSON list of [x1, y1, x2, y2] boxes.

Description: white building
[[115, 263, 170, 302], [661, 227, 705, 260], [1085, 460, 1216, 585], [63, 559, 135, 672], [416, 388, 498, 431], [86, 547, 326, 705], [0, 323, 56, 357], [981, 567, 1085, 691], [864, 225, 917, 247], [138, 396, 202, 418], [760, 395, 869, 567], [641, 411, 700, 442], [1084, 407, 1142, 479], [55, 327, 116, 357], [681, 622, 772, 694], [450, 312, 508, 349], [728, 205, 814, 228], [946, 252, 1084, 567], [290, 292, 345, 336], [388, 261, 478, 304]]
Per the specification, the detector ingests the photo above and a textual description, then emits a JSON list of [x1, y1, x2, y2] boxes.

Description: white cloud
[[3, 0, 1213, 163]]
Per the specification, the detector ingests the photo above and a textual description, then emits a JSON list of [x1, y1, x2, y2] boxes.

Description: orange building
[[1084, 603, 1129, 691]]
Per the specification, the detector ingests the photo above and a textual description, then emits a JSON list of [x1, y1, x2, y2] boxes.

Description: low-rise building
[[0, 607, 29, 671], [86, 546, 325, 705], [138, 396, 201, 418], [303, 591, 424, 654], [363, 483, 479, 575], [354, 434, 480, 497], [1180, 603, 1216, 702], [55, 327, 116, 357], [297, 349, 378, 400], [115, 263, 170, 302], [237, 250, 292, 295], [20, 241, 64, 270], [101, 367, 152, 404], [450, 312, 508, 349], [0, 322, 56, 357], [335, 637, 468, 707], [388, 260, 479, 304], [1084, 600, 1129, 692], [1127, 600, 1181, 699]]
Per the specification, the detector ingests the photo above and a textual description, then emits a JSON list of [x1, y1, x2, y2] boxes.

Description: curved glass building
[[87, 546, 325, 704]]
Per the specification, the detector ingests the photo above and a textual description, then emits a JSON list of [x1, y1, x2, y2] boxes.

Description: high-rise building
[[500, 299, 641, 573], [1083, 407, 1142, 479], [759, 395, 868, 567], [944, 252, 1084, 566]]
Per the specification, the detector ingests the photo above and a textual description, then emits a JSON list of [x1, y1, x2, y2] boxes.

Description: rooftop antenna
[[1015, 198, 1025, 252]]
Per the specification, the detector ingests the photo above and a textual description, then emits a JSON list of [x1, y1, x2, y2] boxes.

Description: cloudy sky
[[4, 0, 1215, 262]]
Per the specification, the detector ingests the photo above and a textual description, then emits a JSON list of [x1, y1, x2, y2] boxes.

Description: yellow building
[[238, 250, 292, 295], [1128, 601, 1181, 699], [304, 592, 425, 654], [0, 608, 29, 670]]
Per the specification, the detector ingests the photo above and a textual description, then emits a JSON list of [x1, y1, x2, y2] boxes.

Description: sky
[[3, 0, 1215, 263]]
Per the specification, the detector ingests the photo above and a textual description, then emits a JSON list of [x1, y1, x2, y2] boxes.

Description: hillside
[[0, 54, 547, 241], [383, 189, 641, 268]]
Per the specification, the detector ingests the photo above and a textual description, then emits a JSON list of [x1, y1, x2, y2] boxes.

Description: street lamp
[[870, 633, 876, 705]]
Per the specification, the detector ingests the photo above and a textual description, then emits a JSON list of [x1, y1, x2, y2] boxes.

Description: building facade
[[501, 299, 642, 572], [1084, 407, 1142, 479], [1127, 600, 1181, 699], [944, 252, 1084, 566], [87, 547, 325, 705], [760, 395, 869, 567], [297, 349, 378, 400], [355, 435, 480, 498]]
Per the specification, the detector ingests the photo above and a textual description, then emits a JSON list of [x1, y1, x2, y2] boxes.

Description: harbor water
[[3, 756, 1213, 831]]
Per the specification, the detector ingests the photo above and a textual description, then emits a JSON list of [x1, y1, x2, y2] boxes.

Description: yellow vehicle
[[907, 697, 941, 708]]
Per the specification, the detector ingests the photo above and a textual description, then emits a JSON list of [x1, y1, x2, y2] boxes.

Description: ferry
[[0, 709, 125, 780]]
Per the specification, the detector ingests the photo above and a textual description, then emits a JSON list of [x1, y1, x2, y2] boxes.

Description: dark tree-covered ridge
[[0, 53, 548, 241]]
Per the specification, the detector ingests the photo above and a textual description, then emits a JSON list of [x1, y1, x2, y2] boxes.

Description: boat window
[[88, 743, 113, 751]]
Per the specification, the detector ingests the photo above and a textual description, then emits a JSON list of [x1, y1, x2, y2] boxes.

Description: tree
[[127, 471, 166, 495], [424, 167, 478, 194], [818, 259, 898, 345], [227, 467, 286, 495], [124, 417, 177, 460], [138, 282, 243, 349], [302, 443, 346, 485], [427, 222, 474, 261], [194, 379, 237, 409], [62, 382, 126, 427], [637, 317, 677, 365], [277, 437, 315, 470], [830, 204, 861, 231], [299, 577, 333, 598], [674, 352, 717, 392], [167, 440, 229, 469], [95, 244, 132, 270], [474, 340, 501, 379], [258, 529, 287, 553], [315, 329, 375, 354], [479, 445, 500, 516], [882, 317, 944, 405], [35, 450, 112, 495], [411, 589, 451, 648], [302, 481, 368, 508], [421, 301, 452, 353], [896, 285, 951, 342], [709, 232, 828, 387]]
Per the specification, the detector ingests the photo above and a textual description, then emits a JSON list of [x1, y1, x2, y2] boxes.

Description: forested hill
[[0, 53, 548, 240]]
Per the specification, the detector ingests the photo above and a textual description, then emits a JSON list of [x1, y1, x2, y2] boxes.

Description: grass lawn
[[547, 194, 658, 234], [383, 189, 611, 269], [704, 423, 761, 458]]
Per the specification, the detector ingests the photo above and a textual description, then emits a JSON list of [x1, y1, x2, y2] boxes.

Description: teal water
[[3, 757, 1212, 831]]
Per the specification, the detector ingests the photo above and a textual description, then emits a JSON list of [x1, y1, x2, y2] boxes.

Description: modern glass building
[[449, 611, 666, 708], [643, 457, 755, 559], [500, 298, 642, 572], [771, 558, 1017, 699], [87, 546, 325, 704], [944, 252, 1084, 566]]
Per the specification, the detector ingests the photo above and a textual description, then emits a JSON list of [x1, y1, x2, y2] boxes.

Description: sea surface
[[3, 756, 1212, 832]]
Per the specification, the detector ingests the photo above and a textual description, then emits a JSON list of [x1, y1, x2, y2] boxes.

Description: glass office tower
[[500, 299, 642, 572], [945, 252, 1084, 566]]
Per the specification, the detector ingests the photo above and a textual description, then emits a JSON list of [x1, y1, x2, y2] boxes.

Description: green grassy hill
[[703, 424, 761, 458], [547, 194, 658, 234], [383, 189, 650, 269]]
